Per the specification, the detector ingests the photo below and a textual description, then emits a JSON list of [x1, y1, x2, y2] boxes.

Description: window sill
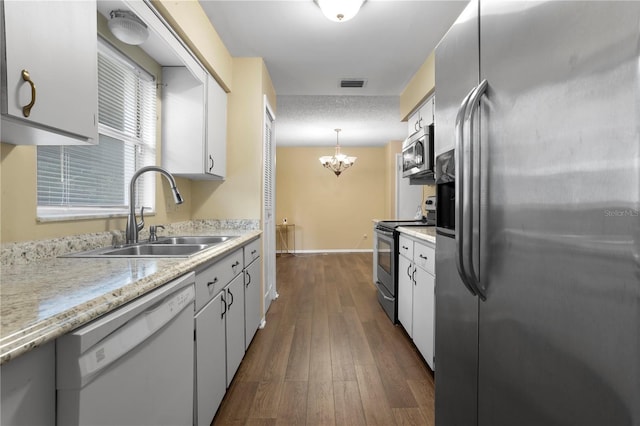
[[37, 207, 155, 223]]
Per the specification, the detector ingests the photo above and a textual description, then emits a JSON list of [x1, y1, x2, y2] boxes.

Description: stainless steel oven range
[[374, 220, 433, 323]]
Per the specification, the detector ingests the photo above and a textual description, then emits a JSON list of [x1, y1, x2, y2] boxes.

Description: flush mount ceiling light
[[108, 10, 149, 45], [319, 129, 357, 177], [315, 0, 366, 22]]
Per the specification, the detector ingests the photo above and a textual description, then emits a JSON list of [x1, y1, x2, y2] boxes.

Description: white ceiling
[[197, 1, 468, 147]]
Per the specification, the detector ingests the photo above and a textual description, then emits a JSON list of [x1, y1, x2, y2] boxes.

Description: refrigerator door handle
[[463, 79, 488, 301], [455, 87, 480, 297]]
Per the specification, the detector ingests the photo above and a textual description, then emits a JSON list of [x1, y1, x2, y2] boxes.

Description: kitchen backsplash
[[0, 219, 260, 266]]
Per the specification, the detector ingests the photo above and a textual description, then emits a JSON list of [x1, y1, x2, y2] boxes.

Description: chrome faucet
[[126, 166, 183, 244]]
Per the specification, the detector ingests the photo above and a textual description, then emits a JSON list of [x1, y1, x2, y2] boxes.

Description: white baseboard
[[277, 249, 373, 254]]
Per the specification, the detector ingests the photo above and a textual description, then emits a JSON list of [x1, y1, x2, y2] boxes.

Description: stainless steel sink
[[61, 235, 237, 258], [101, 244, 209, 257], [153, 236, 236, 245]]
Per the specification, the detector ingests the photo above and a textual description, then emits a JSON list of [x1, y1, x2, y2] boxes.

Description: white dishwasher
[[57, 272, 196, 426]]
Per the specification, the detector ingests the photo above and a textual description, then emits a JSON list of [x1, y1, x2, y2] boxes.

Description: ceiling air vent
[[340, 79, 367, 88]]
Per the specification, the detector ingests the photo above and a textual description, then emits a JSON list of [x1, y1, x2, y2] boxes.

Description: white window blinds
[[37, 39, 156, 217]]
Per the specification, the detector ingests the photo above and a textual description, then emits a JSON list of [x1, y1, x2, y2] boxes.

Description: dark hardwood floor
[[212, 253, 435, 426]]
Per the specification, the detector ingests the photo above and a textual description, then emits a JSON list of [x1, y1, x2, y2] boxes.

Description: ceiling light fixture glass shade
[[317, 0, 365, 22], [319, 129, 357, 177], [108, 10, 149, 45]]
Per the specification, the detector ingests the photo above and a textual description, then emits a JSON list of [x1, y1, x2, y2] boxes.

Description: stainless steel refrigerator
[[434, 1, 640, 425]]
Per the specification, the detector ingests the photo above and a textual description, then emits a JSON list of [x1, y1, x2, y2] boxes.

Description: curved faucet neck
[[125, 166, 182, 244]]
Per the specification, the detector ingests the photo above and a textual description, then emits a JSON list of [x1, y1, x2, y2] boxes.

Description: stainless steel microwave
[[402, 124, 434, 179]]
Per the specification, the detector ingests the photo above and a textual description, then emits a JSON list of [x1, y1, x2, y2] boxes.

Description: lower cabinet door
[[397, 254, 414, 336], [195, 291, 226, 426], [225, 274, 245, 387], [2, 341, 55, 426], [414, 267, 435, 370], [244, 258, 261, 349]]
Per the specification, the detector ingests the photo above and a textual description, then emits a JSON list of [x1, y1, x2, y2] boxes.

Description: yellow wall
[[191, 58, 275, 221], [400, 50, 435, 121], [275, 146, 386, 251], [0, 13, 192, 243]]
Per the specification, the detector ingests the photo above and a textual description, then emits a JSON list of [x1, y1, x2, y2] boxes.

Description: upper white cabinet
[[407, 95, 435, 136], [206, 75, 227, 178], [161, 66, 206, 175], [1, 0, 98, 145], [162, 68, 227, 180], [118, 0, 227, 179]]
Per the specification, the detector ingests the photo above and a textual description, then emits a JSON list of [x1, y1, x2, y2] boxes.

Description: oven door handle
[[375, 228, 394, 238], [374, 281, 395, 302]]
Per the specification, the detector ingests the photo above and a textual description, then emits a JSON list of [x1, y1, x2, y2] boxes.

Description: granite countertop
[[397, 226, 437, 244], [0, 223, 261, 364]]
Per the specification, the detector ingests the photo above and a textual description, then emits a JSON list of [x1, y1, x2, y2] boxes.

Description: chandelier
[[319, 129, 357, 177]]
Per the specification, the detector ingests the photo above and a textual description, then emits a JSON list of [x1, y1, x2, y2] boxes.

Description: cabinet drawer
[[195, 249, 243, 312], [244, 238, 261, 266], [414, 242, 435, 275], [399, 235, 414, 260]]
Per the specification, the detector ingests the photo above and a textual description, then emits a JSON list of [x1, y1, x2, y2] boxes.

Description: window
[[37, 38, 156, 220]]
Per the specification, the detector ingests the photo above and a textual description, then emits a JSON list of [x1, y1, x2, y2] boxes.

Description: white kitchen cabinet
[[408, 110, 422, 136], [397, 232, 436, 370], [407, 95, 435, 136], [193, 248, 243, 425], [0, 0, 97, 145], [194, 291, 226, 426], [244, 238, 262, 349], [413, 265, 435, 369], [162, 67, 227, 180], [399, 234, 414, 260], [206, 74, 227, 177], [397, 250, 414, 334], [1, 341, 55, 426], [224, 274, 245, 387]]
